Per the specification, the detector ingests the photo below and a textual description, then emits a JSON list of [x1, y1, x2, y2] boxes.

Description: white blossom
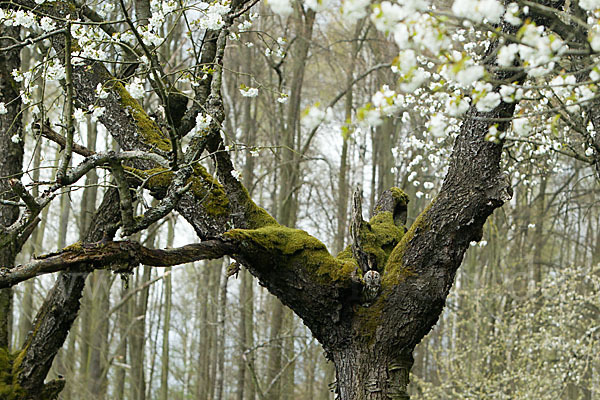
[[39, 16, 56, 32], [445, 97, 470, 116], [452, 0, 504, 23], [96, 83, 109, 99], [512, 117, 531, 136], [231, 169, 241, 180], [474, 82, 501, 112], [126, 77, 145, 99], [456, 65, 485, 87], [0, 102, 7, 115], [585, 147, 594, 156], [497, 43, 519, 67], [12, 69, 23, 82], [476, 92, 501, 111], [428, 114, 447, 137], [399, 69, 430, 92], [91, 106, 105, 121], [268, 0, 294, 16], [395, 49, 417, 74], [240, 87, 259, 97], [14, 10, 36, 28], [504, 2, 521, 25], [74, 108, 86, 124], [341, 0, 371, 21], [500, 85, 516, 102], [302, 105, 326, 130], [579, 0, 600, 10], [195, 113, 213, 131], [305, 0, 334, 12], [590, 27, 600, 52], [487, 125, 501, 141], [46, 60, 66, 81]]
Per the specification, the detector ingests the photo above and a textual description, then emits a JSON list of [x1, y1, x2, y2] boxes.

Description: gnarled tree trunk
[[0, 2, 519, 399]]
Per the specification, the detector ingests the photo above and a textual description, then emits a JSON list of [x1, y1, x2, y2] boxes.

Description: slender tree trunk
[[78, 118, 99, 395], [0, 23, 23, 350], [87, 272, 111, 399], [236, 267, 248, 400], [115, 280, 129, 400], [243, 269, 256, 400], [216, 261, 228, 400], [130, 264, 152, 400], [18, 45, 41, 349], [265, 296, 284, 400], [159, 219, 174, 400], [281, 309, 295, 400]]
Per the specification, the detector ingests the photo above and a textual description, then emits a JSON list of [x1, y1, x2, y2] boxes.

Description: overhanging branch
[[0, 239, 238, 288]]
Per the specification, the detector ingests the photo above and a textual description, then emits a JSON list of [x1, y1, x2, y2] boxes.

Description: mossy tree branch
[[0, 239, 238, 288]]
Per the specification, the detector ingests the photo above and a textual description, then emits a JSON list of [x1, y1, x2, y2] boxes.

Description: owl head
[[363, 270, 381, 288]]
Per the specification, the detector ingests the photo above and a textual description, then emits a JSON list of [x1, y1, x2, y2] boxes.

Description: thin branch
[[0, 28, 66, 52], [57, 22, 74, 184], [35, 122, 94, 157]]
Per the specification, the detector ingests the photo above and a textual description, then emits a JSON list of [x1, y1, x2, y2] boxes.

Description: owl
[[363, 270, 381, 303]]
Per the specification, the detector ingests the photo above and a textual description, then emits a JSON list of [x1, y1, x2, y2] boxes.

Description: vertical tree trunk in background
[[304, 344, 316, 400], [243, 268, 256, 400], [375, 119, 396, 200], [196, 260, 221, 399], [216, 262, 228, 400], [52, 149, 72, 386], [335, 20, 364, 255], [87, 271, 111, 399], [265, 295, 285, 400], [236, 268, 247, 400], [130, 264, 152, 400], [17, 45, 41, 349], [194, 263, 208, 400], [235, 41, 257, 400], [281, 308, 295, 400], [209, 263, 222, 399], [266, 9, 317, 399], [75, 119, 106, 399], [115, 280, 129, 400], [159, 219, 174, 400], [0, 24, 23, 350], [532, 175, 547, 288]]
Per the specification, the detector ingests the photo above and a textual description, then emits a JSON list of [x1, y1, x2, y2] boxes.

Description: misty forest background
[[4, 1, 599, 399]]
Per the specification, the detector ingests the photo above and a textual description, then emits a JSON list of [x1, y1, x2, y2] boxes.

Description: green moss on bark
[[238, 186, 278, 228], [225, 225, 357, 282], [383, 199, 435, 287], [125, 164, 230, 217], [354, 297, 386, 343], [113, 82, 171, 152], [0, 348, 25, 399]]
